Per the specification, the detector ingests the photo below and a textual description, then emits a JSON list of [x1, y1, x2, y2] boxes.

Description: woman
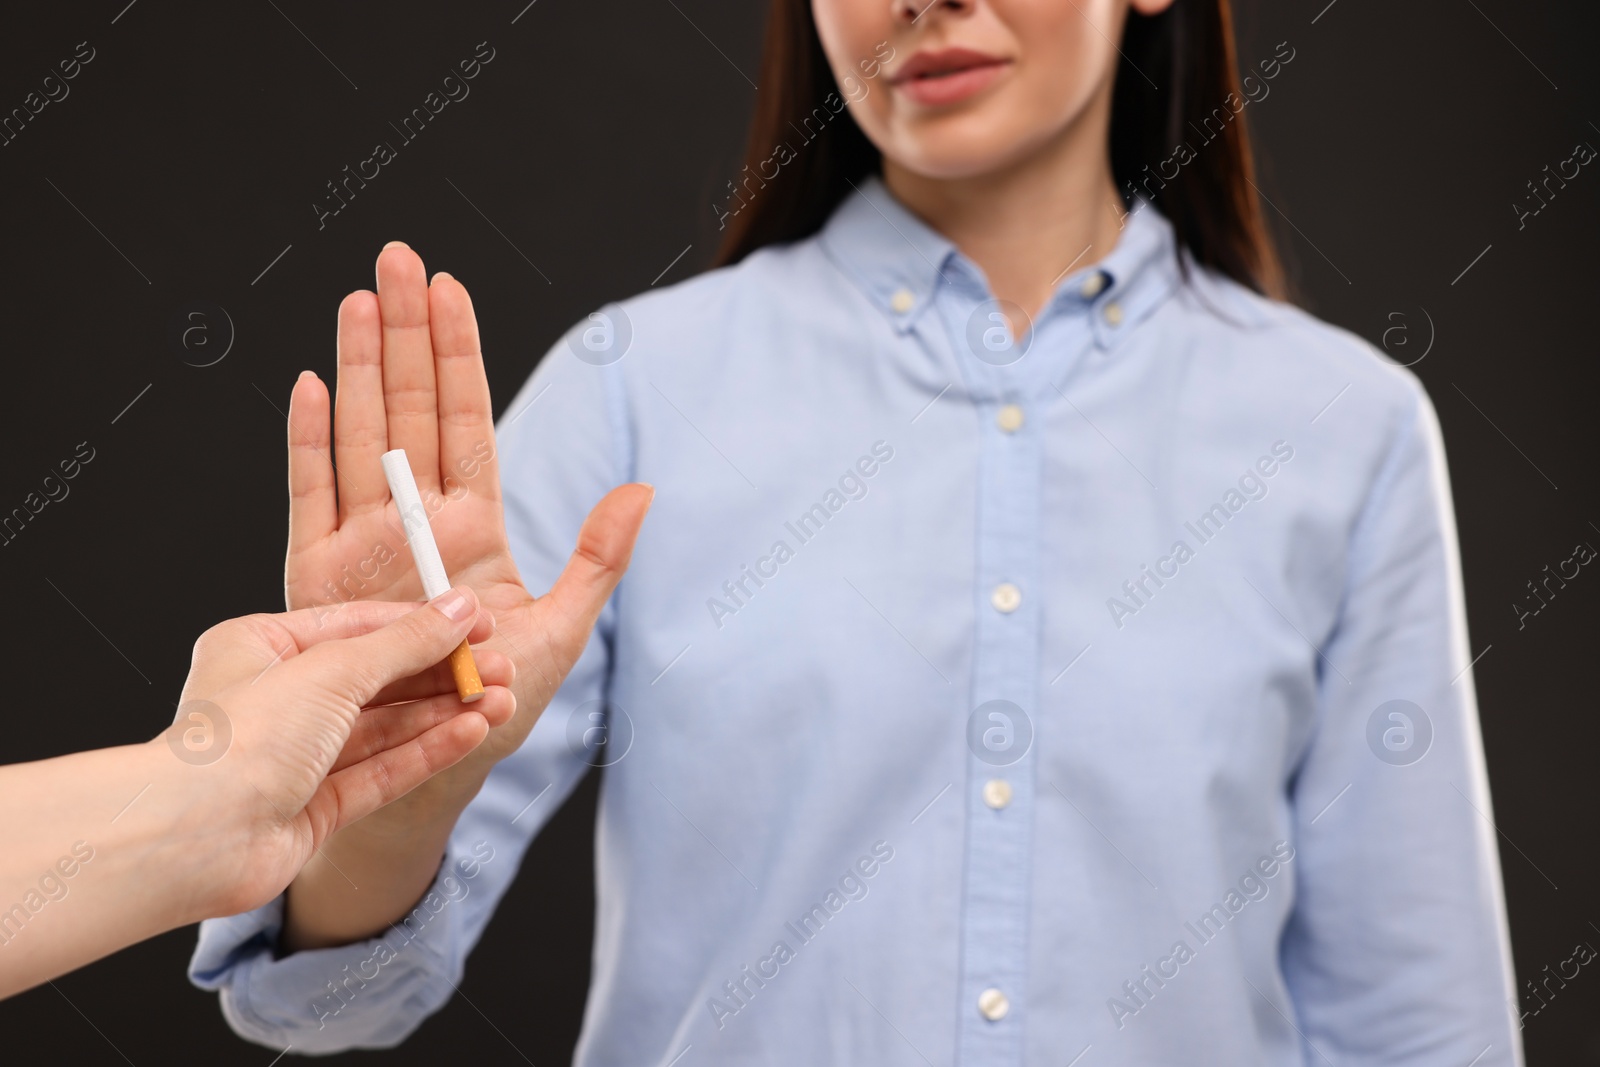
[[194, 0, 1521, 1063], [0, 587, 518, 999]]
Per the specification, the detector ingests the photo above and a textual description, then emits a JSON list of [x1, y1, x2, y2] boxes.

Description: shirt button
[[890, 287, 916, 314], [995, 404, 1025, 433], [978, 988, 1010, 1021], [1079, 271, 1106, 299], [990, 582, 1022, 614], [1103, 301, 1124, 326], [982, 778, 1013, 809]]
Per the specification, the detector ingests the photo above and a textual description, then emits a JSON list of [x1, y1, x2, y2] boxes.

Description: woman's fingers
[[330, 684, 516, 774], [297, 586, 487, 707], [305, 712, 492, 846], [287, 371, 337, 558], [375, 243, 441, 492], [428, 274, 501, 502], [266, 596, 497, 654], [334, 289, 390, 520], [365, 646, 513, 708]]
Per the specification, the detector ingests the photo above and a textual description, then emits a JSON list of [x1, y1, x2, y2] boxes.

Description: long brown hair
[[712, 0, 1285, 299]]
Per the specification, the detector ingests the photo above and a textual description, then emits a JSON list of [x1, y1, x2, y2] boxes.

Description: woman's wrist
[[127, 738, 265, 927], [0, 740, 244, 948], [281, 813, 458, 952]]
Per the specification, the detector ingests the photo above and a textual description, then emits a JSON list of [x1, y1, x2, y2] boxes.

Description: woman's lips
[[891, 50, 1010, 107]]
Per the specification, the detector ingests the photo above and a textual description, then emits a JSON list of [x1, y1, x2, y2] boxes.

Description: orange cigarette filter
[[448, 639, 485, 703]]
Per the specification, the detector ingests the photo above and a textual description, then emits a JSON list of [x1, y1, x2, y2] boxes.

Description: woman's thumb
[[304, 587, 482, 706]]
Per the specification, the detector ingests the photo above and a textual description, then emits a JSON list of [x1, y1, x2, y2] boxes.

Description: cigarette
[[380, 448, 485, 703]]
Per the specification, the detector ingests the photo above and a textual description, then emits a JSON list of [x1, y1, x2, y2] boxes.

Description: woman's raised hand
[[282, 243, 651, 812]]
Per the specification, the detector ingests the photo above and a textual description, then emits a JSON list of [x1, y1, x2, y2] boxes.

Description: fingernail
[[383, 240, 410, 251], [298, 369, 318, 382], [638, 482, 655, 503], [432, 587, 474, 622], [431, 271, 453, 285]]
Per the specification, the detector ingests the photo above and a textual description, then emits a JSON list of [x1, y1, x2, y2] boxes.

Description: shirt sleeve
[[189, 332, 628, 1053], [1280, 376, 1523, 1065]]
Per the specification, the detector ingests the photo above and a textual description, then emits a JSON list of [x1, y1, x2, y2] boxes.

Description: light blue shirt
[[192, 177, 1521, 1066]]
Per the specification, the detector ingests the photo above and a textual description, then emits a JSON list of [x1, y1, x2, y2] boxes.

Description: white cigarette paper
[[379, 448, 485, 703], [380, 449, 452, 600]]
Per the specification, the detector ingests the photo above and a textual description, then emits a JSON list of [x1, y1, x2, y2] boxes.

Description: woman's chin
[[881, 130, 1042, 184]]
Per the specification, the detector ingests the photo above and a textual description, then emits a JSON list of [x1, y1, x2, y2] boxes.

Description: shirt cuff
[[188, 876, 468, 1054]]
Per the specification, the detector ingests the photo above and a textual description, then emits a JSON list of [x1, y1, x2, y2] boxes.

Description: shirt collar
[[819, 173, 1179, 346]]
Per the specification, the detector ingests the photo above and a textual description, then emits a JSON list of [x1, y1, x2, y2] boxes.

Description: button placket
[[932, 281, 1043, 1063]]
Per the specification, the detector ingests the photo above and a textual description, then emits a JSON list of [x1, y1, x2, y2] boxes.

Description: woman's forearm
[[0, 742, 216, 998], [279, 613, 561, 953]]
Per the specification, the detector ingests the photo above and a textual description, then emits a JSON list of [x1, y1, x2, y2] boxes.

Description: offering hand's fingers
[[363, 646, 513, 709], [330, 684, 516, 775], [305, 713, 491, 847]]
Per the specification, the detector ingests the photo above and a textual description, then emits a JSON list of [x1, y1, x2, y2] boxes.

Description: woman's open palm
[[283, 242, 651, 809]]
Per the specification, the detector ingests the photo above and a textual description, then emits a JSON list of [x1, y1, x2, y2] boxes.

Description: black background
[[1, 0, 1595, 1063]]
